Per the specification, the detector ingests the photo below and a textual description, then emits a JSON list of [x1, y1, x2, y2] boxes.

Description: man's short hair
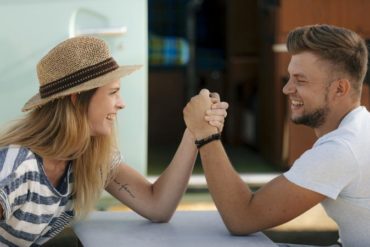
[[287, 24, 368, 96]]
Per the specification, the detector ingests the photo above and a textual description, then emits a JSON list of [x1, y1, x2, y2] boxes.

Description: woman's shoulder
[[0, 145, 38, 180], [1, 144, 29, 152], [0, 145, 35, 161]]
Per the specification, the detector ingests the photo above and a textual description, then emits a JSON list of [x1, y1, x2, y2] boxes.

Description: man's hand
[[207, 92, 229, 133]]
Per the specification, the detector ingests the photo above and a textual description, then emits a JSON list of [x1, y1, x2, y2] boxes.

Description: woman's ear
[[70, 93, 78, 105]]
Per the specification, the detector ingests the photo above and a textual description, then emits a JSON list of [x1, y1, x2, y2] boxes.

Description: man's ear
[[335, 79, 351, 96], [70, 93, 77, 105]]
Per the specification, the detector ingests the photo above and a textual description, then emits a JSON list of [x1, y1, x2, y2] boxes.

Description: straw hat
[[22, 36, 142, 111]]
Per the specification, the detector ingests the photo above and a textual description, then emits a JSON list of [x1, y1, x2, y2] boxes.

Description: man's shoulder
[[317, 107, 370, 146]]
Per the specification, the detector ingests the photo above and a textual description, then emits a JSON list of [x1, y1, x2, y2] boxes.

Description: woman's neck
[[42, 158, 69, 188]]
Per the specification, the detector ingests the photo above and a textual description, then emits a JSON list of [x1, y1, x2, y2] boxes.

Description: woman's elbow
[[149, 216, 170, 223], [147, 211, 174, 223]]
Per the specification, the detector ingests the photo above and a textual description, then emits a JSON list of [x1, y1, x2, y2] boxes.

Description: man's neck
[[314, 102, 360, 138]]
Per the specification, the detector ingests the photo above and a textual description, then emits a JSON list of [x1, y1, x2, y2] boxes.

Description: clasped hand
[[184, 89, 229, 140]]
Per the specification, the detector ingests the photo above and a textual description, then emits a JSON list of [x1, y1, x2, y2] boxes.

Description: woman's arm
[[106, 92, 228, 222], [105, 129, 197, 222]]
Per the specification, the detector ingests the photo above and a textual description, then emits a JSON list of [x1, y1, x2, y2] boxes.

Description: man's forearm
[[199, 141, 254, 234]]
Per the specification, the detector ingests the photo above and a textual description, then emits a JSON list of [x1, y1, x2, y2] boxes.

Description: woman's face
[[87, 80, 125, 136]]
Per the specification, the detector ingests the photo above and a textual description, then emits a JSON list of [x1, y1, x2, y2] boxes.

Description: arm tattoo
[[113, 179, 136, 198]]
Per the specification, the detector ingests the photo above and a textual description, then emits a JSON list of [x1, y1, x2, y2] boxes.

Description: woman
[[0, 36, 228, 246]]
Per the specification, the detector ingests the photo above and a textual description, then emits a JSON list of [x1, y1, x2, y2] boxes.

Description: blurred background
[[1, 0, 370, 245], [147, 0, 370, 174]]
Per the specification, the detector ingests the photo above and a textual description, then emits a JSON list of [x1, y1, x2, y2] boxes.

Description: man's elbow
[[227, 228, 255, 236], [224, 221, 257, 236]]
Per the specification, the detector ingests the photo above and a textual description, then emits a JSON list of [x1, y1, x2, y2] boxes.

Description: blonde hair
[[0, 89, 117, 219]]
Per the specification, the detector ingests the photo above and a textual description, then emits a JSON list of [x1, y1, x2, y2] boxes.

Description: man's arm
[[199, 140, 325, 234], [184, 89, 326, 235]]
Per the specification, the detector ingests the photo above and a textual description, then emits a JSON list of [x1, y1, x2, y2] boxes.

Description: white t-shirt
[[284, 106, 370, 247]]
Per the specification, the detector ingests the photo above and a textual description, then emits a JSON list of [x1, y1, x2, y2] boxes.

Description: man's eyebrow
[[291, 73, 308, 79]]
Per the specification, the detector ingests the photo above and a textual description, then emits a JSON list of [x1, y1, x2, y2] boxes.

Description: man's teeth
[[292, 100, 303, 107]]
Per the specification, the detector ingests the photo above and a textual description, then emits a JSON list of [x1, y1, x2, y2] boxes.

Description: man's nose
[[282, 79, 295, 95]]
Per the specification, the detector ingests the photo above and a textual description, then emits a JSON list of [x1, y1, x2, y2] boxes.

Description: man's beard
[[292, 106, 329, 128]]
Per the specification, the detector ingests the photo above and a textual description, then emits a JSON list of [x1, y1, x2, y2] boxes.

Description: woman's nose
[[117, 97, 125, 110]]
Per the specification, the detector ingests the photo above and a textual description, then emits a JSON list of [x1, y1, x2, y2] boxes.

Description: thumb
[[199, 88, 210, 97]]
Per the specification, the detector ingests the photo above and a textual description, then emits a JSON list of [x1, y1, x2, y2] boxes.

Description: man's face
[[282, 52, 334, 128]]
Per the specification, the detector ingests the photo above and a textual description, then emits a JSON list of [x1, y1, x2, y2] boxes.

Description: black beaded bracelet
[[195, 133, 221, 149]]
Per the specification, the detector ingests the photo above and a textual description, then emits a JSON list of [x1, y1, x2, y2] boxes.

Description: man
[[183, 24, 369, 247]]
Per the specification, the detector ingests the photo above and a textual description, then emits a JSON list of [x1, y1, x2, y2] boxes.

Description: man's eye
[[282, 76, 289, 85]]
